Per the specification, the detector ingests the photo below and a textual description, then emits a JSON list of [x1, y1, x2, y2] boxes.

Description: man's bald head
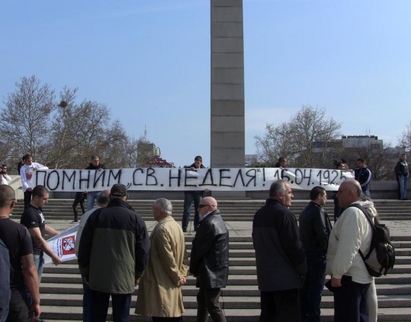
[[0, 185, 15, 209], [202, 196, 218, 208], [97, 189, 111, 207], [337, 179, 362, 208]]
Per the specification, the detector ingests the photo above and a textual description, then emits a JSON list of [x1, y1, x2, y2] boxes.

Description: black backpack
[[349, 204, 395, 277], [0, 238, 11, 322]]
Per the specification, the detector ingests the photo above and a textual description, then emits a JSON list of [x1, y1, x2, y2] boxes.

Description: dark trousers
[[197, 287, 226, 322], [90, 289, 131, 322], [23, 191, 32, 209], [333, 278, 370, 322], [260, 289, 300, 322], [182, 192, 202, 231], [82, 278, 91, 322], [396, 176, 401, 200], [332, 194, 342, 222], [72, 194, 85, 222], [300, 253, 326, 322], [6, 287, 29, 322], [152, 317, 183, 322]]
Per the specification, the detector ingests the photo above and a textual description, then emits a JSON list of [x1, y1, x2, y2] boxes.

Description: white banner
[[44, 224, 79, 264], [34, 167, 354, 192]]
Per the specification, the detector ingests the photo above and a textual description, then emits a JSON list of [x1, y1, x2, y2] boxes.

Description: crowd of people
[[0, 153, 407, 322], [253, 178, 380, 322], [0, 153, 230, 322]]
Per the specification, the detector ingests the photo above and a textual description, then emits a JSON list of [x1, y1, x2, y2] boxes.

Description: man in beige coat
[[136, 198, 188, 321]]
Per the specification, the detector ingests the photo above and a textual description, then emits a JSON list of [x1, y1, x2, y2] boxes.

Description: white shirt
[[19, 163, 49, 191]]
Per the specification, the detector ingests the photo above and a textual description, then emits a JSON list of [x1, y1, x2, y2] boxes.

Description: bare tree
[[0, 76, 173, 172], [98, 120, 131, 168], [255, 105, 341, 167], [397, 121, 411, 151], [0, 76, 55, 164], [47, 87, 80, 168]]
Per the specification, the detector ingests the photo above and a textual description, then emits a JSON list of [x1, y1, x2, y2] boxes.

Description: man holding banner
[[182, 155, 205, 232], [20, 185, 62, 284], [85, 155, 106, 210]]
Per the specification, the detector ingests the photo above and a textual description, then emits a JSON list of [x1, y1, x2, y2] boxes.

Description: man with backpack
[[325, 179, 373, 322], [0, 185, 41, 322]]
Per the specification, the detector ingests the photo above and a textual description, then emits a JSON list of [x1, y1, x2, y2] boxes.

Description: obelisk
[[210, 0, 245, 197]]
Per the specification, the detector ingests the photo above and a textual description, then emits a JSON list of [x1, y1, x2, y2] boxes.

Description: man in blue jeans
[[20, 185, 62, 322], [20, 185, 62, 279], [395, 153, 409, 200], [181, 156, 205, 232], [299, 186, 332, 322], [85, 155, 106, 210]]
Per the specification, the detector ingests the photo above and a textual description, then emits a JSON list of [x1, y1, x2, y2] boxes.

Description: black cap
[[110, 184, 127, 197]]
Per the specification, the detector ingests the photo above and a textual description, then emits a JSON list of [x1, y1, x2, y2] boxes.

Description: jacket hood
[[358, 200, 377, 218]]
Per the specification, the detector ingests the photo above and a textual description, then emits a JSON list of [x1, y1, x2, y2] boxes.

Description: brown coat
[[135, 216, 188, 317]]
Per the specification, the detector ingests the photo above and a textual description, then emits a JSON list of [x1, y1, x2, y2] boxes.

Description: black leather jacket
[[299, 202, 332, 254], [189, 210, 229, 288]]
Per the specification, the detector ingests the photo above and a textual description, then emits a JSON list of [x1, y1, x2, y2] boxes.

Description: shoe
[[71, 220, 78, 223], [182, 228, 187, 232]]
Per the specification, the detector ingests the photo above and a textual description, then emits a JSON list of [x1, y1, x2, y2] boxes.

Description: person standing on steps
[[181, 155, 205, 232], [85, 155, 106, 210]]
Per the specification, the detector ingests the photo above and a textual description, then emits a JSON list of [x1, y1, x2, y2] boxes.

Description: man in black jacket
[[253, 180, 307, 322], [189, 196, 228, 322], [299, 186, 332, 322], [78, 184, 150, 322], [395, 153, 409, 200], [182, 155, 205, 232]]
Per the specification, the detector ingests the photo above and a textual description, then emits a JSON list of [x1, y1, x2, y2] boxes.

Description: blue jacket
[[354, 167, 372, 192]]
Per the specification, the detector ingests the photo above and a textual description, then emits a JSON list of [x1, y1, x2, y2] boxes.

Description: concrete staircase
[[12, 198, 411, 221], [39, 234, 411, 322], [13, 199, 411, 321]]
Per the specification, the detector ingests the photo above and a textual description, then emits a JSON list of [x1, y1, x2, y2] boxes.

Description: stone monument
[[210, 0, 245, 197]]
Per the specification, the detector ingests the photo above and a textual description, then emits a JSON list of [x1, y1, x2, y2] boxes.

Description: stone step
[[39, 293, 411, 309], [36, 306, 411, 322], [40, 272, 411, 288], [11, 199, 411, 221], [23, 205, 411, 322], [39, 283, 411, 297]]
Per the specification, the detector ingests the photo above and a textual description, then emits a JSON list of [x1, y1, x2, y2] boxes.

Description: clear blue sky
[[1, 1, 410, 167]]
